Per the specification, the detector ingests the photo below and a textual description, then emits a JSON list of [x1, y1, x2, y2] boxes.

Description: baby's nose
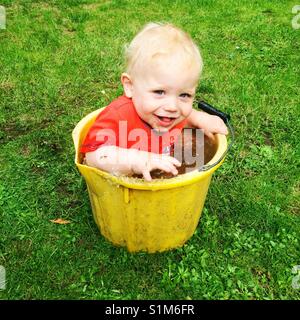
[[164, 98, 178, 111]]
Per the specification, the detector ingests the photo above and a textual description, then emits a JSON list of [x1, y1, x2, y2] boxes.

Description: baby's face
[[128, 61, 199, 133]]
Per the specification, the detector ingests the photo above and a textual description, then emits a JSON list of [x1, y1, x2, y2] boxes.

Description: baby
[[80, 22, 228, 181]]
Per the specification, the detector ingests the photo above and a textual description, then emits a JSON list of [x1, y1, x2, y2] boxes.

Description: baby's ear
[[121, 73, 133, 98]]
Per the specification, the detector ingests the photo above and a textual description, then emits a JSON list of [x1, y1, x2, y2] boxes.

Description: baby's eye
[[180, 93, 192, 99], [153, 90, 165, 95]]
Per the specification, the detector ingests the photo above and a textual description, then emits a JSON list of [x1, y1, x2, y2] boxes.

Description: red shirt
[[80, 95, 187, 154]]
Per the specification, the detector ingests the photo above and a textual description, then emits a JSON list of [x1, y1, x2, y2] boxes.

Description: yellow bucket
[[72, 108, 228, 253]]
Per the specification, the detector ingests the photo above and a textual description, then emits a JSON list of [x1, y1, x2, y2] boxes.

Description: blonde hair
[[124, 22, 203, 79]]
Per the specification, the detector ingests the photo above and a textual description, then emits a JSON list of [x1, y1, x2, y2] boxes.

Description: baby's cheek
[[145, 105, 156, 113], [136, 102, 155, 116], [182, 105, 193, 118], [145, 104, 160, 114]]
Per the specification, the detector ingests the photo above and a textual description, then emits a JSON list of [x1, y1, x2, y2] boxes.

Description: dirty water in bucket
[[80, 128, 218, 179], [133, 128, 218, 179]]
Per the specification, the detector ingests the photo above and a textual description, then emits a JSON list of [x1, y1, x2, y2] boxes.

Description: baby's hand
[[187, 110, 228, 140], [129, 149, 181, 182], [199, 112, 228, 139]]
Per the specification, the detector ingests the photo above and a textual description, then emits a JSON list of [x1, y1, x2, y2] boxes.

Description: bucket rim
[[73, 109, 228, 191]]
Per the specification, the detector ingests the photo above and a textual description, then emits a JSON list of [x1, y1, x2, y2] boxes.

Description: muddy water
[[135, 128, 218, 179], [81, 129, 218, 179]]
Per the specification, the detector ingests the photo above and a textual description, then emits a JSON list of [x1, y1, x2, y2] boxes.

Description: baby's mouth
[[155, 115, 178, 127]]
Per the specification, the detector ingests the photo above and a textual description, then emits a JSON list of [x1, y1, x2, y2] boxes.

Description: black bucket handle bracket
[[196, 100, 235, 171], [198, 100, 231, 124]]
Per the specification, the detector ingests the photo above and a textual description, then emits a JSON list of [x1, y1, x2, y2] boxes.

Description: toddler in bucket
[[80, 22, 228, 181]]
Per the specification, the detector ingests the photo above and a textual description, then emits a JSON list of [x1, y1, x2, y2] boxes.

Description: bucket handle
[[196, 100, 235, 172]]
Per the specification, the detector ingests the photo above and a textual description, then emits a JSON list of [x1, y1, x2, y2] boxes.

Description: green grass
[[0, 0, 299, 299]]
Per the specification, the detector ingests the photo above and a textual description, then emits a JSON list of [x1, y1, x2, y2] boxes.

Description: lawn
[[0, 0, 299, 300]]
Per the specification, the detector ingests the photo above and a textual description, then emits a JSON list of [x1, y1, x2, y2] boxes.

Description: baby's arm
[[85, 146, 181, 181], [186, 109, 228, 139]]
